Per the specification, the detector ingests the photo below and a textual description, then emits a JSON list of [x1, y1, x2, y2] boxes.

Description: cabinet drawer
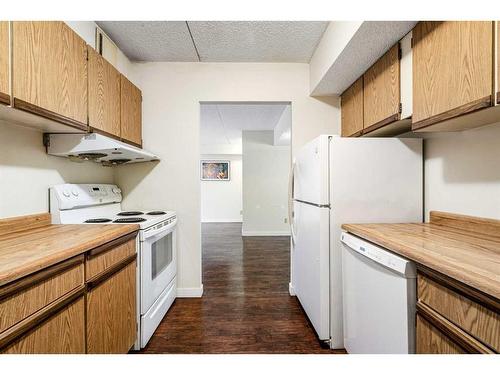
[[0, 256, 84, 333], [1, 293, 85, 354], [86, 233, 137, 280], [418, 273, 500, 351]]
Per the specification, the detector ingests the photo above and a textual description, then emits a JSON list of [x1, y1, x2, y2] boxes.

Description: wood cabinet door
[[412, 21, 493, 129], [86, 259, 137, 354], [497, 22, 500, 104], [363, 44, 400, 132], [416, 314, 465, 354], [88, 46, 121, 138], [0, 21, 9, 104], [2, 296, 86, 354], [341, 77, 363, 137], [12, 21, 88, 129], [120, 75, 142, 147]]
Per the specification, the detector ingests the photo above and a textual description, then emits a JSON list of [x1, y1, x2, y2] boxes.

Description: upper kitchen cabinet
[[88, 46, 121, 139], [120, 74, 142, 147], [362, 31, 412, 137], [497, 22, 500, 105], [340, 77, 364, 137], [341, 32, 412, 138], [363, 44, 400, 133], [11, 22, 88, 131], [412, 21, 494, 132], [0, 21, 9, 105]]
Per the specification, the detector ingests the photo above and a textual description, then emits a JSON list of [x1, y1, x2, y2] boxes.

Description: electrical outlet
[[240, 210, 243, 215], [284, 218, 288, 224]]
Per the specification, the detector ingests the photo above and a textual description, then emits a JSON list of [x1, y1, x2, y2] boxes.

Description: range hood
[[45, 133, 160, 166]]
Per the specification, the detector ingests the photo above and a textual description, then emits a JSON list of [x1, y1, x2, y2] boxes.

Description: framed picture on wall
[[200, 160, 230, 181]]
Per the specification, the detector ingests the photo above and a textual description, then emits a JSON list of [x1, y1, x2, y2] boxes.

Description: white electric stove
[[50, 183, 177, 350]]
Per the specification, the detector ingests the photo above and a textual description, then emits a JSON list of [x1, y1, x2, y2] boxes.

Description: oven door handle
[[142, 218, 177, 240]]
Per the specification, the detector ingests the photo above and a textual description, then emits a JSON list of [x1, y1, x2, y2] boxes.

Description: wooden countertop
[[0, 215, 139, 286], [341, 212, 500, 301]]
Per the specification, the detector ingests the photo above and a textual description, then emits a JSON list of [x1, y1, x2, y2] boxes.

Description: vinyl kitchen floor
[[140, 223, 339, 354]]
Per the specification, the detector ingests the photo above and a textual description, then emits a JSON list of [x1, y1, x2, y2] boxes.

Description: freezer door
[[293, 135, 331, 205], [292, 200, 330, 340]]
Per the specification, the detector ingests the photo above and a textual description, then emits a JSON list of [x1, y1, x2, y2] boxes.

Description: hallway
[[141, 223, 336, 353]]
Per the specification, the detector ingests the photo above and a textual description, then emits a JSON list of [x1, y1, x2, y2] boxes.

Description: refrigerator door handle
[[288, 160, 297, 244]]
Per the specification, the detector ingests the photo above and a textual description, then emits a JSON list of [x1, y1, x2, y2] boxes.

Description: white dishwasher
[[341, 232, 417, 354]]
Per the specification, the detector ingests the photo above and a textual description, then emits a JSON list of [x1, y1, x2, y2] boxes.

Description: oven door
[[140, 218, 177, 314]]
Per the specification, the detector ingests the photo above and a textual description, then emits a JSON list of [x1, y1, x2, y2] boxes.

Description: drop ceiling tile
[[188, 21, 328, 62], [96, 21, 199, 62], [200, 103, 289, 146]]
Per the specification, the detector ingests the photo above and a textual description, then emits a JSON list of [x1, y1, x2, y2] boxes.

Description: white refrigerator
[[289, 135, 422, 349]]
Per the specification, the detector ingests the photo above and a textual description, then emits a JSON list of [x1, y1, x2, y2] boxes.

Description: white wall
[[201, 154, 242, 223], [242, 131, 290, 236], [274, 105, 291, 146], [424, 123, 500, 220], [115, 62, 339, 293], [0, 121, 114, 218]]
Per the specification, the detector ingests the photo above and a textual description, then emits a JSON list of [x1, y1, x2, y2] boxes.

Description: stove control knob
[[62, 190, 70, 198], [112, 187, 121, 194], [72, 189, 79, 197]]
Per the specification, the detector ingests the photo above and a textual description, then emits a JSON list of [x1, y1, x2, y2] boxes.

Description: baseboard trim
[[241, 230, 291, 237], [289, 282, 295, 296], [177, 284, 204, 298]]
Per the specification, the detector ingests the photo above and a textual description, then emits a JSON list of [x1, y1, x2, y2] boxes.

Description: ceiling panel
[[189, 21, 328, 62], [96, 21, 199, 61], [97, 21, 328, 63], [200, 103, 289, 146]]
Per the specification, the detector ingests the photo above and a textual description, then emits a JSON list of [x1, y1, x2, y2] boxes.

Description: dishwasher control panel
[[341, 232, 416, 277]]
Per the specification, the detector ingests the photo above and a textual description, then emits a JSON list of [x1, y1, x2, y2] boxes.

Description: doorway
[[199, 101, 293, 296], [200, 102, 292, 236]]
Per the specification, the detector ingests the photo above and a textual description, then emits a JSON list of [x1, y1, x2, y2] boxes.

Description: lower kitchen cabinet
[[416, 314, 464, 354], [1, 294, 86, 354], [0, 231, 138, 354], [86, 258, 137, 354], [416, 270, 499, 354]]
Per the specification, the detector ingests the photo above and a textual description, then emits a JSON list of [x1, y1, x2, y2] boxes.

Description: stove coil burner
[[117, 211, 144, 216], [147, 211, 167, 215], [114, 217, 147, 223], [84, 218, 112, 223]]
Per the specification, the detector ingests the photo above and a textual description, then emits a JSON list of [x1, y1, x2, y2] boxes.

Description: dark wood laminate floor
[[141, 223, 338, 354]]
